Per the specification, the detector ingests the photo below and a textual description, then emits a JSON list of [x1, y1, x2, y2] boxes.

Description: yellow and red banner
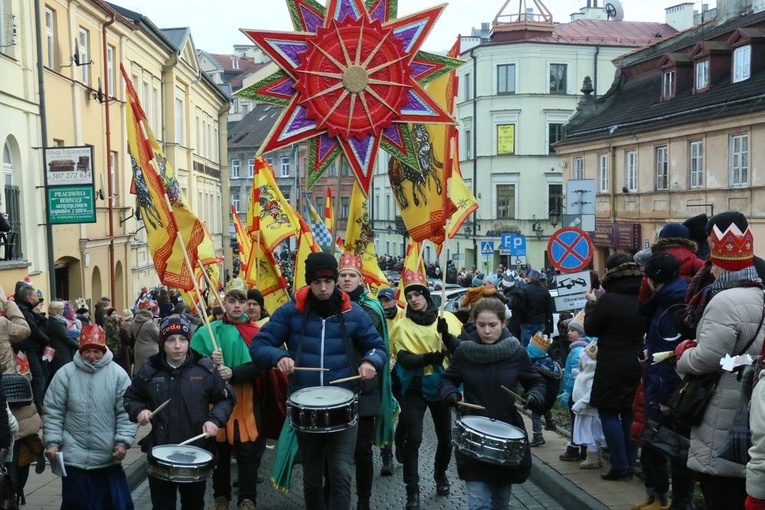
[[231, 206, 252, 277], [344, 181, 389, 297], [247, 157, 301, 253], [244, 239, 291, 313], [324, 187, 334, 236], [292, 217, 322, 290]]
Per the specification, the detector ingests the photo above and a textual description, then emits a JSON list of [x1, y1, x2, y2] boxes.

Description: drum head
[[151, 445, 213, 465], [290, 386, 355, 407], [460, 416, 524, 439]]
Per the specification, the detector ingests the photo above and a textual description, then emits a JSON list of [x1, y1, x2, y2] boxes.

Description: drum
[[287, 386, 358, 433], [147, 444, 215, 483], [453, 415, 527, 466]]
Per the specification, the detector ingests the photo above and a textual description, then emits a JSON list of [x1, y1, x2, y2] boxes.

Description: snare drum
[[147, 444, 215, 483], [287, 386, 358, 433], [453, 416, 527, 466]]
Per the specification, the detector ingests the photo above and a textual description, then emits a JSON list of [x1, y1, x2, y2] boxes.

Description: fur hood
[[651, 237, 698, 253]]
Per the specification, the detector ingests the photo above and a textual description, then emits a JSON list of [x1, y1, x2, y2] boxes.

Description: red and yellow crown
[[402, 267, 428, 292], [79, 324, 107, 353], [338, 252, 363, 276], [709, 223, 754, 271]]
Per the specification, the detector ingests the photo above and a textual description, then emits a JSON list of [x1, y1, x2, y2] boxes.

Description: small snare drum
[[147, 444, 215, 483], [453, 415, 527, 466], [287, 386, 358, 433]]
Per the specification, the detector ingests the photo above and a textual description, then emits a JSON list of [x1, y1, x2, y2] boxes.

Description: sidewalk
[[23, 425, 151, 509]]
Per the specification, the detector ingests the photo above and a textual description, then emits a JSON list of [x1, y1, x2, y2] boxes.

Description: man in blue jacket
[[251, 252, 386, 510]]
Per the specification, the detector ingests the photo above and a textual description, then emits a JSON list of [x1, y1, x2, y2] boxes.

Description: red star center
[[294, 16, 412, 140]]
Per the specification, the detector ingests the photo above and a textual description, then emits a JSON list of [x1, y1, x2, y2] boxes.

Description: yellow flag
[[244, 238, 291, 314], [292, 217, 322, 291], [247, 157, 301, 252], [231, 205, 252, 277], [344, 181, 388, 297]]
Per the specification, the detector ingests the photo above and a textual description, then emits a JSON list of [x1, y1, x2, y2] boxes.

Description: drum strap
[[337, 312, 361, 394], [291, 307, 310, 393]]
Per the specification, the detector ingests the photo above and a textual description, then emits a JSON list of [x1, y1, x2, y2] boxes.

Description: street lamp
[[549, 210, 560, 228]]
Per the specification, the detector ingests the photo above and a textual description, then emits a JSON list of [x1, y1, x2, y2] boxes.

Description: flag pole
[[175, 231, 219, 352], [197, 260, 225, 310]]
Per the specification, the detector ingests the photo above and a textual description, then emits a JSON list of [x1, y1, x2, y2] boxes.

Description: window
[[463, 129, 472, 159], [598, 154, 609, 193], [341, 160, 351, 176], [548, 184, 563, 216], [655, 146, 668, 190], [497, 64, 516, 94], [548, 123, 563, 154], [573, 157, 584, 179], [316, 196, 324, 214], [231, 159, 240, 178], [152, 87, 159, 135], [247, 159, 255, 178], [232, 193, 240, 213], [549, 64, 567, 94], [280, 157, 290, 177], [496, 185, 515, 219], [327, 162, 337, 176], [174, 98, 184, 145], [463, 72, 471, 100], [730, 134, 748, 185], [78, 28, 90, 84], [340, 196, 350, 219], [497, 124, 515, 155], [45, 8, 56, 68], [264, 157, 273, 169], [662, 70, 675, 99], [733, 45, 751, 83], [695, 60, 709, 90], [106, 46, 115, 98], [625, 151, 637, 192], [689, 141, 704, 188]]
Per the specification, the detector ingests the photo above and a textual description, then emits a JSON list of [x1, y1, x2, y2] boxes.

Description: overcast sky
[[119, 0, 714, 54]]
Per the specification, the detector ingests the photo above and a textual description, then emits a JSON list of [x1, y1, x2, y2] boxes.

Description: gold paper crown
[[339, 252, 363, 276], [530, 332, 552, 352], [224, 277, 248, 295], [402, 267, 428, 291]]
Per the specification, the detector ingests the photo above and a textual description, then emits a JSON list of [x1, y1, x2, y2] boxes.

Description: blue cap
[[377, 288, 396, 301]]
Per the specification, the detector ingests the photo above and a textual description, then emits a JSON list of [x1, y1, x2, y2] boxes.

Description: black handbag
[[0, 465, 17, 510], [1, 374, 33, 408], [638, 419, 690, 463]]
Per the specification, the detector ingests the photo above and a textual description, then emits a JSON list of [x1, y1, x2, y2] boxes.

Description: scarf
[[460, 334, 519, 364], [307, 290, 342, 319], [223, 316, 260, 348], [685, 265, 762, 330], [405, 304, 438, 326], [189, 319, 252, 367]]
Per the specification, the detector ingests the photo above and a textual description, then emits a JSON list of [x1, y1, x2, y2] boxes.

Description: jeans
[[640, 445, 669, 496], [61, 465, 133, 510], [531, 411, 553, 433], [212, 439, 266, 503], [149, 476, 206, 510], [520, 324, 545, 347], [401, 389, 452, 493], [697, 473, 746, 509], [465, 480, 512, 510], [598, 408, 636, 472], [355, 416, 375, 502], [296, 425, 357, 510]]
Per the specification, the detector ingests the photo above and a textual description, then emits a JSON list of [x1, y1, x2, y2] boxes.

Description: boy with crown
[[389, 267, 462, 510], [526, 332, 562, 447]]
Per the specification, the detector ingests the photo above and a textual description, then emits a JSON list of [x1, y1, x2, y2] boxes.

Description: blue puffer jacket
[[639, 276, 688, 422], [558, 337, 590, 407], [251, 287, 386, 392]]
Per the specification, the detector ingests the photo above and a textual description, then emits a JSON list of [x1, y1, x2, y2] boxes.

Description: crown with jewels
[[339, 252, 363, 276]]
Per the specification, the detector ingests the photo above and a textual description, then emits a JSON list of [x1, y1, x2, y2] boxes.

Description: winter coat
[[677, 286, 765, 478], [43, 349, 137, 470], [638, 238, 704, 303], [747, 369, 765, 500], [517, 281, 554, 334], [639, 276, 688, 422], [250, 287, 387, 393], [15, 300, 49, 353], [439, 328, 545, 485], [558, 338, 589, 407], [529, 355, 561, 413], [124, 350, 234, 451], [0, 300, 30, 373], [584, 263, 645, 410], [571, 351, 598, 417], [46, 315, 78, 377], [130, 309, 159, 375]]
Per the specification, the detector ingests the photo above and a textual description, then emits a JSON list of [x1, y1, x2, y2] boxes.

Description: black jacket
[[517, 282, 554, 335], [15, 300, 50, 353], [124, 350, 234, 451], [439, 329, 545, 485]]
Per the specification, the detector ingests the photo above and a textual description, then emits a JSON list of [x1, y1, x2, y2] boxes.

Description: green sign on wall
[[47, 186, 96, 224]]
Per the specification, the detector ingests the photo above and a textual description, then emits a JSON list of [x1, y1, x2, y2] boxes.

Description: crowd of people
[[1, 209, 764, 510]]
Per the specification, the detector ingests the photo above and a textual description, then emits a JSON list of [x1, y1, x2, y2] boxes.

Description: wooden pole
[[197, 260, 225, 310], [176, 231, 218, 352]]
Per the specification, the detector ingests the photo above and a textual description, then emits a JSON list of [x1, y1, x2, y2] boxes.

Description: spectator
[[515, 270, 555, 347], [45, 300, 79, 381], [14, 284, 50, 412], [130, 304, 159, 375]]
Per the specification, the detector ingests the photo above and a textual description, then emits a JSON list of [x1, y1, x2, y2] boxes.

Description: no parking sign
[[547, 227, 593, 273]]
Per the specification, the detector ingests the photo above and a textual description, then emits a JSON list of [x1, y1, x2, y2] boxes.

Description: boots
[[405, 489, 420, 510], [559, 444, 581, 461], [380, 452, 394, 476], [435, 473, 450, 496], [529, 432, 546, 447], [632, 495, 655, 510], [643, 497, 671, 510], [545, 416, 557, 431], [579, 450, 601, 469], [579, 445, 587, 461]]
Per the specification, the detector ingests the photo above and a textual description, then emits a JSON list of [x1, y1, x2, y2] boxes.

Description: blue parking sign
[[501, 234, 526, 256]]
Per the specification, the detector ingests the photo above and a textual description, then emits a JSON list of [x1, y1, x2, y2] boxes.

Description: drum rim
[[458, 415, 525, 439], [289, 386, 356, 406], [150, 444, 214, 464]]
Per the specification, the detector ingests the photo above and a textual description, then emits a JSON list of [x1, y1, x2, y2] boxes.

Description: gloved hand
[[522, 392, 544, 412], [745, 495, 765, 510], [423, 351, 445, 367], [444, 392, 461, 407], [674, 339, 697, 360], [571, 400, 586, 414], [437, 317, 449, 337]]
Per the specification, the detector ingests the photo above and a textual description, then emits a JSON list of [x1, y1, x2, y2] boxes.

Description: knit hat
[[633, 247, 652, 268], [568, 313, 586, 336], [485, 274, 501, 286], [159, 316, 191, 343], [527, 332, 551, 359], [78, 324, 107, 353], [683, 213, 709, 242], [63, 301, 75, 321], [472, 272, 484, 287], [658, 223, 689, 240], [709, 223, 754, 271], [705, 211, 748, 236], [377, 288, 396, 301], [247, 289, 265, 309], [305, 252, 338, 283], [644, 251, 680, 283], [338, 252, 363, 277]]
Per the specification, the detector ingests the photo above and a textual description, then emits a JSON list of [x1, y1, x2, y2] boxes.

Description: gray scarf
[[460, 334, 519, 364]]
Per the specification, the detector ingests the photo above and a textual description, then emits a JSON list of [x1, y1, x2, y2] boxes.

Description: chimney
[[716, 0, 754, 23], [665, 2, 695, 30]]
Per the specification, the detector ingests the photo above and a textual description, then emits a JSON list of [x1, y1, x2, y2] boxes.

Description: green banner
[[47, 186, 96, 224]]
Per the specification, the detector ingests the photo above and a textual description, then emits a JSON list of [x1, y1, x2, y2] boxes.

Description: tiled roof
[[227, 103, 283, 150], [489, 19, 677, 47]]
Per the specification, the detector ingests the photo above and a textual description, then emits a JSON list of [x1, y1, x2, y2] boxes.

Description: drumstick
[[149, 398, 171, 419], [330, 375, 363, 385], [178, 433, 208, 446], [501, 385, 527, 404], [293, 367, 330, 372], [458, 401, 486, 410]]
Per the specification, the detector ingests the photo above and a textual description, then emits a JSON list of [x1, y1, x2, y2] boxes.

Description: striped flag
[[231, 205, 251, 277], [303, 192, 333, 248], [324, 187, 334, 236]]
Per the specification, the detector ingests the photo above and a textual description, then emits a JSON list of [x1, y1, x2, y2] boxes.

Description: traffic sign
[[555, 269, 591, 297], [547, 227, 593, 273], [481, 241, 495, 256], [500, 234, 526, 256]]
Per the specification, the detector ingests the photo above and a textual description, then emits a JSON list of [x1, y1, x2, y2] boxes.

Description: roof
[[107, 2, 177, 53], [161, 28, 191, 50], [227, 103, 284, 150], [204, 53, 268, 90]]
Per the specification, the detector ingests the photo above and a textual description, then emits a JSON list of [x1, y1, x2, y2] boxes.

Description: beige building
[[2, 0, 228, 309], [555, 2, 765, 273]]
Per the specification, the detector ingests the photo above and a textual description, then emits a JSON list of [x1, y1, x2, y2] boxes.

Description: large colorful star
[[239, 0, 459, 193]]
